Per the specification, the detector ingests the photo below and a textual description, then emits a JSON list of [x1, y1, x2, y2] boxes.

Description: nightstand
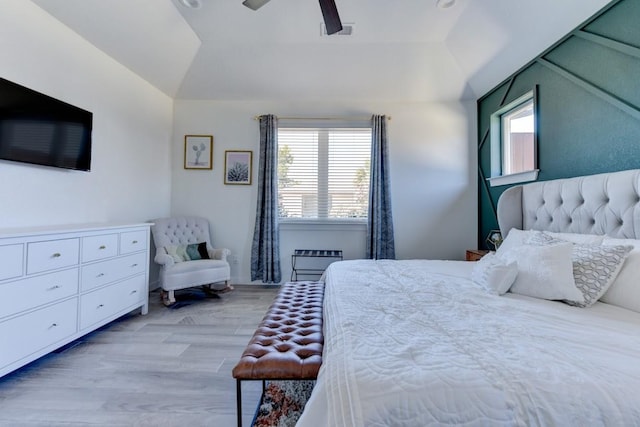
[[466, 249, 490, 261]]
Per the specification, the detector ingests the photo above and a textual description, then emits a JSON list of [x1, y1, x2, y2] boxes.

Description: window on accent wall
[[501, 99, 535, 175], [489, 86, 539, 187], [277, 126, 372, 221]]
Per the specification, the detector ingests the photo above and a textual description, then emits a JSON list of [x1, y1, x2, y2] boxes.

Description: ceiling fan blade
[[242, 0, 271, 11], [319, 0, 343, 35]]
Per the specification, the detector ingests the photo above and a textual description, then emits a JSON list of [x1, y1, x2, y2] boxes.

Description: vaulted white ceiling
[[31, 0, 611, 102]]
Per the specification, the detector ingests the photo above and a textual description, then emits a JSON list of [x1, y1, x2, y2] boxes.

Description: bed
[[296, 169, 640, 426]]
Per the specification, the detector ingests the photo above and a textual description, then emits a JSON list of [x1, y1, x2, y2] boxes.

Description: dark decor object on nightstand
[[485, 230, 503, 250]]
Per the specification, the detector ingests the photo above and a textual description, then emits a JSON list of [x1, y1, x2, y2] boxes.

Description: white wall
[[0, 1, 173, 230], [172, 100, 477, 284]]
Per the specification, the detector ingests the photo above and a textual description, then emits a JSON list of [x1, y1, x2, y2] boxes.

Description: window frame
[[488, 86, 539, 187], [277, 122, 372, 224]]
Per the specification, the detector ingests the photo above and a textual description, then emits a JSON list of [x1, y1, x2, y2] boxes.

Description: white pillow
[[471, 252, 518, 295], [601, 237, 640, 313], [164, 244, 189, 263], [543, 231, 605, 245], [496, 228, 534, 256], [499, 242, 583, 302], [526, 232, 632, 307], [498, 230, 605, 256]]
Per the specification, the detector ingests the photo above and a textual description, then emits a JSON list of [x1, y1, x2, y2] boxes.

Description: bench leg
[[236, 379, 242, 427]]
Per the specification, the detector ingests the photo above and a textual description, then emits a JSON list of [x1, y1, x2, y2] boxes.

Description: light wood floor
[[0, 285, 280, 427]]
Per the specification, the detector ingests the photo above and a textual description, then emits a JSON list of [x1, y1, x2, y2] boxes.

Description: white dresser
[[0, 223, 151, 378]]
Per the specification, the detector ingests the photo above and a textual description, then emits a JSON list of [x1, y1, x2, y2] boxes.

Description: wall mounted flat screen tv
[[0, 77, 92, 171]]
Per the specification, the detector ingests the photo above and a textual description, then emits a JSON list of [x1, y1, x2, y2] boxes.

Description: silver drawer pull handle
[[52, 253, 61, 258], [97, 304, 104, 309], [49, 323, 58, 329], [132, 240, 138, 244], [99, 245, 106, 250], [97, 273, 105, 277], [47, 285, 61, 291], [130, 290, 137, 295], [131, 263, 138, 267]]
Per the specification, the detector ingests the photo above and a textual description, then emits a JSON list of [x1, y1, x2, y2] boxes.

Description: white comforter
[[296, 260, 640, 427]]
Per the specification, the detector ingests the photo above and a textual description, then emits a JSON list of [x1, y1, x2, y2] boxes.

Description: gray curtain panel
[[250, 114, 282, 283], [367, 114, 396, 259]]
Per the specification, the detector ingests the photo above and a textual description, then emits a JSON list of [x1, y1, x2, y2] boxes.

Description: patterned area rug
[[253, 380, 315, 427], [162, 285, 233, 309]]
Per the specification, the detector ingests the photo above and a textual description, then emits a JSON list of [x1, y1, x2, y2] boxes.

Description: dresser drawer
[[82, 234, 118, 262], [27, 238, 80, 275], [0, 244, 23, 281], [81, 252, 147, 292], [80, 274, 146, 330], [0, 268, 79, 319], [119, 230, 147, 254], [0, 298, 78, 369]]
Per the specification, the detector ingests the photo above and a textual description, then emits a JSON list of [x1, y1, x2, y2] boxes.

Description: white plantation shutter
[[278, 126, 371, 219]]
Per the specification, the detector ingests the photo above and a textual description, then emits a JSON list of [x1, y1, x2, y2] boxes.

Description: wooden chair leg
[[207, 282, 234, 293], [161, 290, 176, 306]]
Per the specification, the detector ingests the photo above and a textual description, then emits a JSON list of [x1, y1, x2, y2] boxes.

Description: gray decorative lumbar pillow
[[567, 243, 632, 307]]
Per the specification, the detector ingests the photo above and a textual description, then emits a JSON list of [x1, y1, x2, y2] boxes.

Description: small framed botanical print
[[184, 135, 213, 170], [224, 150, 252, 185]]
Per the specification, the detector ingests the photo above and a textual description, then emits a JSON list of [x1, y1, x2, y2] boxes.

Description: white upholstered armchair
[[150, 216, 231, 306]]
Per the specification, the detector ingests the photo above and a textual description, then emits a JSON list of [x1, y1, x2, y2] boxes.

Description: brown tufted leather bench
[[232, 281, 324, 427]]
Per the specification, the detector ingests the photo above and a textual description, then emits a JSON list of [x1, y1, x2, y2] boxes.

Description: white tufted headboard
[[497, 169, 640, 239]]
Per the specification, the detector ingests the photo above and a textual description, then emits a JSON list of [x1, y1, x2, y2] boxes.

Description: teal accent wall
[[477, 0, 640, 248]]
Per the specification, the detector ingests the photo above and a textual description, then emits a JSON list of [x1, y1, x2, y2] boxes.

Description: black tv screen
[[0, 78, 92, 171]]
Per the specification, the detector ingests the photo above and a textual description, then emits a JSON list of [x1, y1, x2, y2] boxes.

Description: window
[[489, 87, 538, 187], [278, 126, 371, 220], [501, 99, 534, 175]]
